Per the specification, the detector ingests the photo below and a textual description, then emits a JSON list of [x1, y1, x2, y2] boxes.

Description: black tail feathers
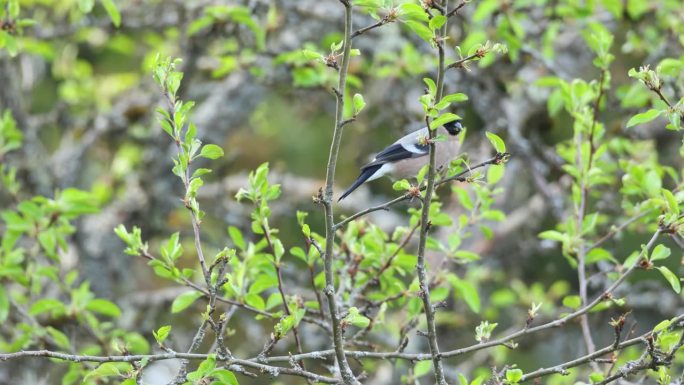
[[338, 164, 382, 201]]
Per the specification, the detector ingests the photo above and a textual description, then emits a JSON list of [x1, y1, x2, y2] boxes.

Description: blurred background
[[1, 0, 683, 384]]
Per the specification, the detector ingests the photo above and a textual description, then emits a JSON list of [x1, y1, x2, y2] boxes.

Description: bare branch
[[320, 0, 360, 383], [0, 350, 340, 384]]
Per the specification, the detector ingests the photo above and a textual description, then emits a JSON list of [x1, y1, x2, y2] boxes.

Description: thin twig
[[445, 1, 467, 17], [0, 350, 341, 384], [261, 224, 308, 375], [415, 5, 449, 384], [446, 52, 482, 70], [575, 70, 607, 370], [320, 1, 360, 383], [351, 13, 394, 39]]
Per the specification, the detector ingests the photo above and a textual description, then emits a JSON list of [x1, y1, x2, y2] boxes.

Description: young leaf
[[0, 286, 9, 323], [429, 113, 460, 130], [352, 93, 366, 115], [209, 369, 239, 385], [83, 363, 121, 382], [414, 361, 432, 377], [200, 144, 224, 159], [650, 244, 671, 261], [392, 179, 411, 191], [423, 78, 437, 96], [171, 291, 203, 313], [429, 15, 447, 31], [657, 266, 681, 293], [405, 20, 433, 42], [153, 325, 172, 345], [626, 109, 663, 128], [485, 131, 506, 152], [505, 369, 523, 384], [101, 0, 121, 27], [86, 299, 122, 317]]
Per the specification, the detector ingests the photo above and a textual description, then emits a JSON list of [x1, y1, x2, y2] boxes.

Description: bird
[[338, 119, 463, 201]]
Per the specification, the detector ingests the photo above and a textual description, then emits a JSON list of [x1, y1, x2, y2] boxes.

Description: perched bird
[[339, 120, 463, 201]]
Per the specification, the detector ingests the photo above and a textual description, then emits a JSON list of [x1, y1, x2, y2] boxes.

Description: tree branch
[[520, 313, 684, 382], [0, 350, 340, 384], [320, 1, 359, 383], [414, 5, 449, 383]]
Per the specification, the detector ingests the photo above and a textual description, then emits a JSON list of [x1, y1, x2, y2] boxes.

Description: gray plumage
[[339, 120, 463, 201]]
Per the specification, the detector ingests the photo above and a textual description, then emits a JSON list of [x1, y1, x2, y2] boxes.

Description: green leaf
[[301, 50, 324, 61], [589, 372, 605, 383], [352, 93, 366, 115], [429, 113, 460, 130], [83, 363, 121, 382], [392, 179, 411, 191], [626, 109, 663, 128], [653, 319, 673, 333], [451, 277, 481, 313], [245, 293, 265, 310], [79, 0, 95, 12], [423, 78, 437, 96], [200, 144, 224, 159], [0, 285, 9, 323], [405, 20, 433, 42], [101, 0, 121, 27], [398, 3, 429, 22], [657, 266, 681, 293], [435, 93, 469, 109], [650, 244, 671, 261], [46, 326, 70, 350], [343, 307, 371, 328], [209, 369, 239, 385], [662, 189, 680, 216], [414, 361, 432, 377], [86, 299, 122, 317], [228, 226, 245, 250], [586, 248, 617, 264], [505, 369, 523, 384], [562, 295, 581, 309], [429, 15, 447, 31], [487, 165, 504, 184], [171, 291, 203, 313], [485, 131, 506, 152], [153, 325, 172, 345], [29, 299, 65, 316]]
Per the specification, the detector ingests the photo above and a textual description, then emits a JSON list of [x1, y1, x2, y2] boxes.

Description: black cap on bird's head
[[443, 120, 463, 136]]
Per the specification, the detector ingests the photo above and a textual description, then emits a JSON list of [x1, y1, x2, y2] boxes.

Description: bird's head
[[444, 120, 463, 136]]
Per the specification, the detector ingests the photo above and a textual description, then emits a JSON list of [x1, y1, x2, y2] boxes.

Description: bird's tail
[[338, 164, 382, 201]]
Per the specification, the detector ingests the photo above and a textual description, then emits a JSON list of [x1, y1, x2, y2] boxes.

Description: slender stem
[[351, 14, 392, 39], [321, 1, 359, 383], [446, 52, 482, 70], [414, 6, 449, 384], [261, 224, 307, 373], [445, 1, 467, 17], [576, 71, 607, 368], [160, 85, 215, 383]]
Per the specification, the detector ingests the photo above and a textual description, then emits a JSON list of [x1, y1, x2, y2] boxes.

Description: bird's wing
[[363, 128, 429, 168]]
